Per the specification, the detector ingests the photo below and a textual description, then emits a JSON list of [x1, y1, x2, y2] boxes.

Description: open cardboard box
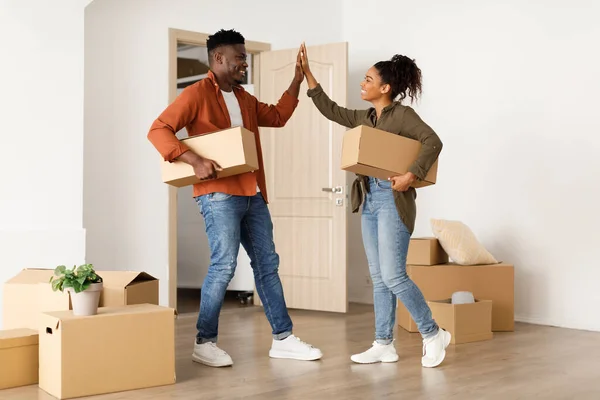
[[161, 126, 259, 187], [2, 269, 159, 330], [341, 125, 438, 188], [397, 263, 514, 332], [98, 271, 159, 307], [428, 299, 493, 344]]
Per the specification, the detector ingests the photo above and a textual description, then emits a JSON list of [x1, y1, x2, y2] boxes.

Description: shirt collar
[[206, 70, 243, 93]]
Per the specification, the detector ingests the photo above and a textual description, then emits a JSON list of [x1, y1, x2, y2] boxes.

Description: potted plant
[[49, 264, 103, 316]]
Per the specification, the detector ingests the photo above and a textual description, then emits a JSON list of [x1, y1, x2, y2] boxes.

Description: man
[[147, 29, 322, 367]]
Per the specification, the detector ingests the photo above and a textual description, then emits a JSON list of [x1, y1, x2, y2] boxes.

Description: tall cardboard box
[[407, 237, 448, 266], [98, 271, 159, 307], [39, 304, 176, 399], [397, 263, 514, 332], [0, 329, 39, 389], [161, 126, 260, 187], [341, 125, 438, 188], [428, 299, 493, 344], [2, 269, 71, 330]]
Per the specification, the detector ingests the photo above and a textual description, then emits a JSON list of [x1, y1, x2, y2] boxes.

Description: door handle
[[322, 186, 343, 194]]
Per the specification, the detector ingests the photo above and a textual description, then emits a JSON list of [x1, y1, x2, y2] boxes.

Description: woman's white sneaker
[[269, 335, 323, 361], [351, 341, 399, 364], [421, 329, 451, 368], [192, 341, 233, 367]]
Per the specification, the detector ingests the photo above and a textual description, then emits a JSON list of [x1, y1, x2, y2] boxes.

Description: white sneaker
[[192, 341, 233, 367], [421, 329, 451, 368], [351, 341, 399, 364], [269, 335, 323, 361]]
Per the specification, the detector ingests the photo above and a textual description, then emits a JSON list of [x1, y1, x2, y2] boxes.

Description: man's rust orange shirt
[[147, 70, 299, 202]]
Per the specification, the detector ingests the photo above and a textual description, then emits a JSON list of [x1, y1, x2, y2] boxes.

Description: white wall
[[84, 0, 344, 306], [343, 0, 600, 331], [0, 0, 91, 328]]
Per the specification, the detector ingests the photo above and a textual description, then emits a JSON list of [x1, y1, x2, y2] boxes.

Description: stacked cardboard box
[[399, 238, 514, 343], [1, 269, 176, 398]]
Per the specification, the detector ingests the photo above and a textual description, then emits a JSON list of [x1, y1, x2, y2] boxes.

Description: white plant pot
[[67, 282, 103, 316]]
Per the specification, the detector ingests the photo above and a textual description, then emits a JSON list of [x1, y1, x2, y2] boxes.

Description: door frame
[[166, 28, 271, 309]]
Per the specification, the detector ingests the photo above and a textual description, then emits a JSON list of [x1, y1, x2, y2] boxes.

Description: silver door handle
[[322, 186, 343, 194]]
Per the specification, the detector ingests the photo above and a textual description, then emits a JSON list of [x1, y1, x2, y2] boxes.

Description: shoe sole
[[422, 331, 452, 368], [269, 350, 323, 361], [351, 354, 399, 364], [192, 353, 233, 367]]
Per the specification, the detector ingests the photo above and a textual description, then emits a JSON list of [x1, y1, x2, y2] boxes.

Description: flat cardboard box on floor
[[0, 329, 39, 390], [3, 269, 159, 330], [161, 126, 260, 187], [407, 237, 448, 266], [341, 125, 438, 188], [39, 304, 176, 399], [428, 299, 493, 344], [397, 262, 514, 332]]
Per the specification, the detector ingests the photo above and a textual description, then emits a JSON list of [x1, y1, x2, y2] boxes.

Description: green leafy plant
[[49, 264, 103, 293]]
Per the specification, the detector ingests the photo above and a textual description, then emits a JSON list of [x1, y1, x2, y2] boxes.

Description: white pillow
[[430, 219, 498, 265]]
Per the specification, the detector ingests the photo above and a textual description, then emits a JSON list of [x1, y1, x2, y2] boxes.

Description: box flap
[[5, 268, 54, 284], [429, 299, 452, 304], [444, 262, 513, 268], [429, 299, 490, 306], [0, 328, 38, 349], [98, 271, 158, 288]]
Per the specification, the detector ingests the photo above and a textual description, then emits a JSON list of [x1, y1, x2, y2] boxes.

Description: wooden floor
[[3, 298, 600, 399]]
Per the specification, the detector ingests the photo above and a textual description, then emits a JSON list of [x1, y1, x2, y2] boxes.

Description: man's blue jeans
[[194, 192, 293, 343]]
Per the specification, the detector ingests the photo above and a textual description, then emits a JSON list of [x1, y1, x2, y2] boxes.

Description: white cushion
[[430, 219, 498, 265]]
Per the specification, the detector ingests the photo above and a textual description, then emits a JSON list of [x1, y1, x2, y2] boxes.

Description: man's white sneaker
[[269, 335, 323, 361], [351, 341, 399, 364], [421, 329, 451, 368], [192, 341, 233, 367]]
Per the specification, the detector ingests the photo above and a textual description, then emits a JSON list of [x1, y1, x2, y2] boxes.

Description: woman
[[300, 43, 450, 368]]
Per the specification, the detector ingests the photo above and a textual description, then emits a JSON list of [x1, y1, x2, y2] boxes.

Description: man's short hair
[[207, 29, 245, 59]]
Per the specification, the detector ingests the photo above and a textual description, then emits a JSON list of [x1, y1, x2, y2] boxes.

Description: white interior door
[[257, 43, 348, 313]]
